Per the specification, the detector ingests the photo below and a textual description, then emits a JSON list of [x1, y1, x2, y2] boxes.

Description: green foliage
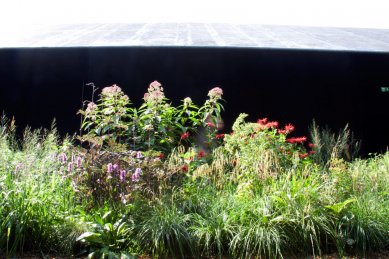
[[77, 210, 137, 258]]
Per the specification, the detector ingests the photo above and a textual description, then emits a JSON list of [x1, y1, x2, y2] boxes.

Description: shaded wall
[[0, 47, 388, 155]]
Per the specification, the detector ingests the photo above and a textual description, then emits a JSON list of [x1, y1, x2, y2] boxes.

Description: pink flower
[[208, 87, 223, 99], [158, 153, 165, 159], [257, 118, 268, 125], [67, 162, 73, 172], [58, 153, 67, 164], [215, 134, 225, 139], [85, 102, 97, 115], [198, 150, 205, 158], [286, 137, 307, 144], [107, 163, 113, 173], [180, 132, 190, 140], [136, 151, 144, 159], [308, 143, 315, 148], [264, 121, 279, 129], [120, 170, 126, 182], [101, 84, 122, 96], [299, 153, 309, 159], [132, 168, 142, 182], [206, 122, 215, 128], [284, 123, 295, 133], [76, 156, 82, 168]]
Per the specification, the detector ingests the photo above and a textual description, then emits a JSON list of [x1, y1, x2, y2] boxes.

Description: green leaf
[[325, 198, 356, 214]]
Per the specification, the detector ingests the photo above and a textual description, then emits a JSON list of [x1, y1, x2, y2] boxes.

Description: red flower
[[309, 150, 316, 155], [277, 129, 288, 134], [257, 118, 268, 125], [181, 164, 188, 172], [308, 143, 315, 148], [198, 150, 205, 158], [206, 122, 215, 128], [299, 153, 309, 159], [265, 121, 279, 129], [286, 136, 307, 144], [215, 133, 225, 139], [180, 132, 190, 140], [158, 153, 165, 159], [284, 123, 295, 132]]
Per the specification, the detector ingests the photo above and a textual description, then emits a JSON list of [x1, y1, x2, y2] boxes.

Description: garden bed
[[1, 82, 388, 258]]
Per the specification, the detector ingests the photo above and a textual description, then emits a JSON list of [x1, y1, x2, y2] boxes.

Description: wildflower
[[107, 163, 113, 173], [85, 102, 97, 115], [183, 97, 192, 106], [158, 153, 165, 159], [58, 153, 67, 164], [277, 129, 288, 134], [198, 150, 205, 158], [299, 153, 309, 159], [76, 156, 82, 168], [208, 87, 223, 99], [309, 150, 316, 155], [264, 121, 279, 129], [119, 170, 126, 182], [308, 143, 315, 148], [286, 136, 307, 144], [206, 122, 215, 128], [215, 134, 225, 139], [143, 81, 165, 103], [132, 168, 142, 182], [284, 123, 295, 132], [180, 132, 190, 140], [101, 84, 122, 96], [181, 164, 189, 172], [136, 151, 144, 159], [257, 118, 268, 125], [113, 164, 119, 172], [67, 162, 73, 172]]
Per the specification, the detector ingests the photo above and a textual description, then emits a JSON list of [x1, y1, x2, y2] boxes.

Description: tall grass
[[0, 116, 85, 256]]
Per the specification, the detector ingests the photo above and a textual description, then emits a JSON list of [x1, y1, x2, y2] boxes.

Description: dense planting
[[0, 82, 388, 258]]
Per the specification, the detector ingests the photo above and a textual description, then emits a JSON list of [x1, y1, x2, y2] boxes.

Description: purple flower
[[107, 163, 113, 173], [58, 153, 67, 164], [76, 156, 82, 168], [67, 162, 73, 172], [113, 164, 119, 172], [136, 151, 144, 159], [132, 168, 142, 182], [119, 170, 126, 182]]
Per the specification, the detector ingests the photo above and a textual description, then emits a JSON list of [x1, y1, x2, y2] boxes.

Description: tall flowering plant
[[78, 84, 132, 150]]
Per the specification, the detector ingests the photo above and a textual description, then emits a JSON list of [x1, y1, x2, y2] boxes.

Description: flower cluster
[[257, 118, 279, 129], [286, 136, 307, 144], [208, 87, 223, 100], [101, 84, 123, 96], [278, 123, 295, 134], [143, 81, 165, 103], [181, 132, 190, 140]]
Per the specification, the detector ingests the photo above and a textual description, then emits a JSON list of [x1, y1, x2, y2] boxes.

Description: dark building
[[0, 23, 388, 155]]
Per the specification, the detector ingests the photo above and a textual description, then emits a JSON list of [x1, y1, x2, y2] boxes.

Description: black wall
[[0, 47, 388, 155]]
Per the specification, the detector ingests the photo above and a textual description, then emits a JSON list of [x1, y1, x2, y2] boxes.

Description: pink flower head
[[257, 118, 268, 125], [308, 143, 315, 148], [264, 121, 279, 129], [101, 84, 122, 96], [299, 153, 309, 159], [277, 129, 288, 134], [136, 151, 144, 159], [206, 122, 215, 128], [132, 168, 142, 182], [67, 162, 73, 172], [208, 87, 223, 99], [85, 102, 97, 115], [107, 163, 113, 173], [58, 153, 67, 164], [284, 123, 295, 133], [215, 133, 225, 139], [180, 132, 190, 140], [198, 150, 205, 158], [120, 170, 126, 182], [286, 136, 307, 144], [144, 81, 165, 103], [76, 156, 82, 168]]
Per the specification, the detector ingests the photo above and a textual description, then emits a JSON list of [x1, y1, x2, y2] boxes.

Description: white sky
[[1, 0, 389, 29]]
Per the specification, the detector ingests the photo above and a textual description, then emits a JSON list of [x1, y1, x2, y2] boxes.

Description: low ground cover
[[0, 82, 388, 258]]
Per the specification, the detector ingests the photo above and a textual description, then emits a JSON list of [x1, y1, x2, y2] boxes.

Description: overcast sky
[[1, 0, 389, 29]]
